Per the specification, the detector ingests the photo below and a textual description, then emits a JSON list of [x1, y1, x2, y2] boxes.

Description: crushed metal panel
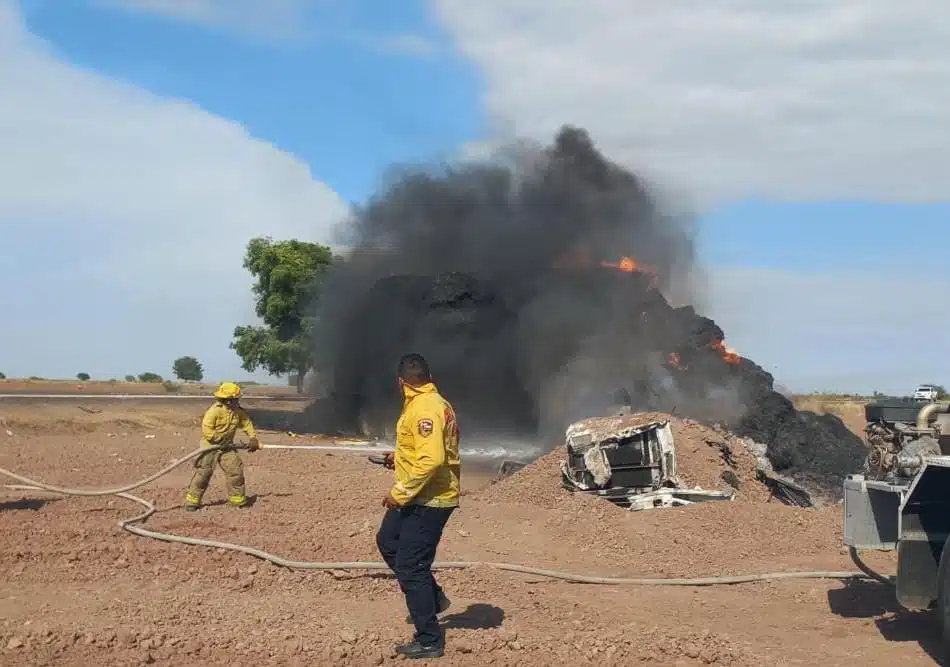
[[565, 413, 673, 447], [583, 445, 612, 487], [495, 460, 528, 481], [742, 437, 814, 508], [626, 488, 735, 512], [655, 422, 676, 481]]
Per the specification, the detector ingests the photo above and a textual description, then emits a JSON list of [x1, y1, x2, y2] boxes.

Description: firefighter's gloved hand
[[247, 437, 261, 452]]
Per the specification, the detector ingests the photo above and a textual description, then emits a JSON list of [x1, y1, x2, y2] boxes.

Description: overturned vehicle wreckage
[[559, 414, 734, 511]]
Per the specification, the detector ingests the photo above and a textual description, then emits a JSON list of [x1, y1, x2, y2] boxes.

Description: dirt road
[[0, 379, 301, 396], [0, 400, 939, 666]]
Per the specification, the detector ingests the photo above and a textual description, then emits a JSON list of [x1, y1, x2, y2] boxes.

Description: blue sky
[[2, 0, 949, 394], [28, 0, 480, 203]]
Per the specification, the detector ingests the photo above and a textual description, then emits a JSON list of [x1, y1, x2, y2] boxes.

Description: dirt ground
[[0, 397, 941, 666], [791, 396, 867, 438]]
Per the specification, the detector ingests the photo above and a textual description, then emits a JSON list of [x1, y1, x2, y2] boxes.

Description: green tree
[[138, 372, 163, 383], [124, 375, 136, 382], [230, 237, 334, 393], [936, 385, 949, 400], [172, 356, 204, 382], [76, 372, 90, 381]]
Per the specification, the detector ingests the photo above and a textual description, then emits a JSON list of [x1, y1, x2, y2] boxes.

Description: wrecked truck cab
[[559, 414, 734, 510], [562, 415, 678, 491]]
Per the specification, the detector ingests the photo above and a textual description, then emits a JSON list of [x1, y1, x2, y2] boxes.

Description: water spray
[[260, 443, 392, 454]]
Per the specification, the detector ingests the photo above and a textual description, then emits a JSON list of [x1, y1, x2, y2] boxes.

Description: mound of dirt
[[479, 412, 772, 507], [0, 404, 203, 436]]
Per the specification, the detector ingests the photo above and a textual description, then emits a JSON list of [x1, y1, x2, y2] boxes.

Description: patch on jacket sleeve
[[417, 418, 434, 437]]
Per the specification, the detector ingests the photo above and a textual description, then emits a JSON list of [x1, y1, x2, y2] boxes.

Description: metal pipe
[[916, 402, 950, 430]]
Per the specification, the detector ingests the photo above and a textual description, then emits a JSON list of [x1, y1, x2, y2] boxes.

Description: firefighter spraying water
[[183, 382, 261, 511]]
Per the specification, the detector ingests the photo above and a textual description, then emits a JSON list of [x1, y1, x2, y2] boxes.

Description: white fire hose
[[0, 443, 887, 586], [261, 443, 392, 454]]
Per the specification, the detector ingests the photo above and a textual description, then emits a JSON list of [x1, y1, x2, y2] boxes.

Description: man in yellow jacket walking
[[376, 353, 460, 660], [183, 382, 260, 511]]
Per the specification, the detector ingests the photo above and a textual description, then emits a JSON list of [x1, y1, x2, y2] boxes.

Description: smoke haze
[[311, 126, 712, 443], [308, 125, 867, 499]]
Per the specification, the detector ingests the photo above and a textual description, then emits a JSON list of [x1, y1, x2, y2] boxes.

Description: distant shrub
[[0, 372, 5, 379], [138, 372, 163, 383], [172, 356, 204, 382], [124, 375, 136, 382], [29, 376, 45, 381], [76, 373, 90, 381]]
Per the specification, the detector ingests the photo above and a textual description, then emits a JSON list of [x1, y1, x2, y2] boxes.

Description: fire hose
[[0, 443, 890, 586]]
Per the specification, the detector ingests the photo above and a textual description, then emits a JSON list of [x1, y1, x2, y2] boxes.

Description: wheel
[[936, 533, 950, 651]]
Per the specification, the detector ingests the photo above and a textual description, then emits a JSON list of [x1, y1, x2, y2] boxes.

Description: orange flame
[[711, 339, 741, 365], [667, 352, 686, 369], [600, 256, 659, 288], [600, 256, 641, 272]]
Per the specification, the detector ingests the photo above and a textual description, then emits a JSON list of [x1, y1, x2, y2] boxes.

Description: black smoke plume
[[311, 126, 865, 498]]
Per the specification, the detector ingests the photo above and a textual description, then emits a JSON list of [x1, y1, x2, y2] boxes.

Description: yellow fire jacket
[[390, 381, 460, 507], [200, 401, 257, 448]]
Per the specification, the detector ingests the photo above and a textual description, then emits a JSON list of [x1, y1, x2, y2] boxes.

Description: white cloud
[[0, 1, 349, 381], [433, 0, 950, 204], [437, 1, 950, 394], [705, 267, 948, 394]]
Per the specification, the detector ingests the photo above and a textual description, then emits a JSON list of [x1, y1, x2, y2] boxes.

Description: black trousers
[[376, 504, 455, 646]]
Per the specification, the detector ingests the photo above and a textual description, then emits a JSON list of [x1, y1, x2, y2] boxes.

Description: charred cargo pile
[[315, 124, 865, 501], [328, 269, 864, 500]]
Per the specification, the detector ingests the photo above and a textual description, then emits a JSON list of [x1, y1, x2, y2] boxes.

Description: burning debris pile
[[558, 411, 814, 508], [480, 412, 785, 508], [315, 125, 865, 500]]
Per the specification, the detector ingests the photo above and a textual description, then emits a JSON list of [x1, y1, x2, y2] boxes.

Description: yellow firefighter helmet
[[213, 381, 242, 400]]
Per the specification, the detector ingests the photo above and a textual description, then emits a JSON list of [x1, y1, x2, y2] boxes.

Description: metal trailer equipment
[[844, 399, 950, 645]]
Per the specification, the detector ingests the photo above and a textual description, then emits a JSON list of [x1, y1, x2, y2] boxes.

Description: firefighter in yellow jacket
[[376, 353, 460, 660], [183, 382, 260, 511]]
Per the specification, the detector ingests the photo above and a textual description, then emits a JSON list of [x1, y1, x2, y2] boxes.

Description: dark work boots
[[395, 641, 445, 660]]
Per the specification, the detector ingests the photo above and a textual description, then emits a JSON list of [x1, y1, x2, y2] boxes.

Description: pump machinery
[[844, 399, 950, 647]]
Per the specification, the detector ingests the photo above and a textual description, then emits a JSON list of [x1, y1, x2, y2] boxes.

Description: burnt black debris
[[314, 125, 865, 499], [324, 269, 864, 499]]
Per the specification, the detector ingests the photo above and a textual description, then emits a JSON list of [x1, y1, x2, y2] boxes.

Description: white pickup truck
[[914, 385, 939, 402]]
